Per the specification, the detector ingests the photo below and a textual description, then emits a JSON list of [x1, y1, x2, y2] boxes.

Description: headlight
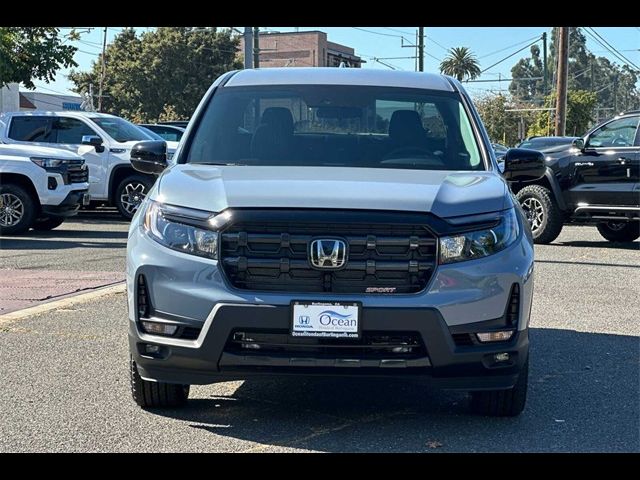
[[30, 157, 80, 169], [439, 208, 519, 264], [143, 200, 218, 259]]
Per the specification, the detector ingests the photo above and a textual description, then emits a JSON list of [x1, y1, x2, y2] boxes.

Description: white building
[[0, 84, 84, 113]]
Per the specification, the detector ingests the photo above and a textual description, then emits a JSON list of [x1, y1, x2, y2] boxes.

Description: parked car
[[0, 142, 89, 235], [511, 112, 640, 243], [517, 136, 578, 154], [158, 120, 189, 129], [138, 123, 185, 142], [126, 68, 545, 416], [0, 111, 160, 219]]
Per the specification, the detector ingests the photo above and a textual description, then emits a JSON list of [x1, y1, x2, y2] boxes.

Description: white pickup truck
[[0, 111, 175, 219], [0, 143, 90, 235]]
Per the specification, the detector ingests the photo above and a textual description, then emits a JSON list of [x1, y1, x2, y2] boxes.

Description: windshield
[[89, 116, 154, 143], [185, 85, 484, 171]]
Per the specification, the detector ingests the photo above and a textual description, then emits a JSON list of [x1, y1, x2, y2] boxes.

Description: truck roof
[[1, 111, 116, 119], [224, 67, 456, 92]]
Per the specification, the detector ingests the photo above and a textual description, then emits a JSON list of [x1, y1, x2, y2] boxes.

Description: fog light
[[476, 330, 514, 343], [145, 344, 161, 354], [391, 346, 411, 353], [494, 352, 510, 362], [47, 177, 58, 190], [140, 321, 178, 336]]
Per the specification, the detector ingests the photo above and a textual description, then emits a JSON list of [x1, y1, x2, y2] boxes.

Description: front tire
[[516, 185, 564, 244], [596, 221, 640, 242], [114, 175, 153, 220], [32, 216, 65, 231], [0, 183, 37, 236], [470, 358, 529, 417], [130, 357, 190, 408]]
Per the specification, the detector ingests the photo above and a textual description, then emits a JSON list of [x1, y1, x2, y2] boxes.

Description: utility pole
[[542, 32, 548, 95], [613, 74, 618, 113], [243, 27, 253, 69], [554, 27, 569, 137], [98, 27, 107, 112], [418, 27, 424, 72], [253, 27, 260, 68]]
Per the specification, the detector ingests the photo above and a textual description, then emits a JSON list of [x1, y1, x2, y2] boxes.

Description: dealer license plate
[[291, 301, 360, 339]]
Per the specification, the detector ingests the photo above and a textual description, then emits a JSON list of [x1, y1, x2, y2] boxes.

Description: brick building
[[238, 30, 364, 68]]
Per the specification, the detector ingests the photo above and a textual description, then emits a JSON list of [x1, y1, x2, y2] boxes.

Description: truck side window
[[587, 117, 639, 148], [8, 116, 54, 142], [52, 117, 97, 144]]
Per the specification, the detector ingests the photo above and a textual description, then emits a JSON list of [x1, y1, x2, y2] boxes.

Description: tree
[[509, 45, 545, 103], [475, 93, 534, 146], [439, 47, 481, 82], [528, 89, 597, 137], [509, 27, 640, 117], [69, 27, 242, 122], [0, 27, 77, 89]]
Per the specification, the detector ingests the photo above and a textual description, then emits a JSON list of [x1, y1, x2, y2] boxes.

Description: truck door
[[569, 115, 639, 206]]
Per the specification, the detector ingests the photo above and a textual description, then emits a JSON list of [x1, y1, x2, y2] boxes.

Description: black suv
[[511, 111, 640, 243]]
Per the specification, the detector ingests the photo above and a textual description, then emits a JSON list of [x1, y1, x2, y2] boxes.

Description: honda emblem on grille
[[309, 239, 347, 269]]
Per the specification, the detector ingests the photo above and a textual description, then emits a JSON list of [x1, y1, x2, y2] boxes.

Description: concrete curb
[[0, 282, 126, 325]]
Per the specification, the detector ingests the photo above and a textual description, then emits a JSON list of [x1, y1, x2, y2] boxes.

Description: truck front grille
[[66, 164, 88, 184], [219, 210, 437, 294]]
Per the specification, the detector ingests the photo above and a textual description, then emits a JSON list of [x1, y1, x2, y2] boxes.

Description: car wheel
[[596, 221, 640, 242], [115, 175, 153, 220], [0, 184, 37, 236], [32, 216, 66, 231], [130, 357, 190, 408], [516, 185, 564, 244], [470, 358, 528, 417]]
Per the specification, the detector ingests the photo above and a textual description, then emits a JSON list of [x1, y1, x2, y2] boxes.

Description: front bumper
[[41, 189, 90, 218], [130, 304, 528, 390]]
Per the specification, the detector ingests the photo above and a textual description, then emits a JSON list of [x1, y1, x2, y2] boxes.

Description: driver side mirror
[[131, 141, 167, 175], [572, 137, 586, 151], [81, 135, 105, 153], [502, 148, 545, 182]]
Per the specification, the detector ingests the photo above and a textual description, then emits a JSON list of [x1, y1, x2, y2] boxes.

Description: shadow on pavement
[[550, 240, 639, 250], [150, 328, 639, 452], [536, 259, 640, 269]]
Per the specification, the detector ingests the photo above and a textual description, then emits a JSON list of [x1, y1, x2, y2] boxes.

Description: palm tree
[[439, 47, 481, 82]]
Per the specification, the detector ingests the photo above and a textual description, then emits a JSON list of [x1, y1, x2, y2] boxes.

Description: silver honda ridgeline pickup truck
[[126, 68, 545, 416]]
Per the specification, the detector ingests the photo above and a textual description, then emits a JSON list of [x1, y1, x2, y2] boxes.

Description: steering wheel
[[612, 136, 629, 147]]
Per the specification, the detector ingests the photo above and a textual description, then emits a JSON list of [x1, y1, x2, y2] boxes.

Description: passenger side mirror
[[502, 148, 545, 182], [572, 138, 585, 151], [130, 141, 167, 175], [81, 135, 105, 153]]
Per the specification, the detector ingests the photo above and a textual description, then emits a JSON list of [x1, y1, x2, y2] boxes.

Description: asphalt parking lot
[[0, 214, 638, 452]]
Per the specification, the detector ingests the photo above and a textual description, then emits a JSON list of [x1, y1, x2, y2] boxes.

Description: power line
[[585, 27, 640, 71], [478, 35, 542, 59], [480, 38, 541, 74]]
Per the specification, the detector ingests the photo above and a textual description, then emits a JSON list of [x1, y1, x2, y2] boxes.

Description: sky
[[34, 26, 640, 100]]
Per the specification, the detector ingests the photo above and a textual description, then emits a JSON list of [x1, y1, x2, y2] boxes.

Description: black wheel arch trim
[[108, 164, 154, 203]]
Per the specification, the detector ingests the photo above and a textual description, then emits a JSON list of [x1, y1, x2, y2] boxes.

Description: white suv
[[0, 143, 89, 235], [0, 111, 172, 219]]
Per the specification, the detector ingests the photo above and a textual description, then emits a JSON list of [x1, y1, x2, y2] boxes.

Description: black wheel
[[114, 175, 153, 220], [516, 185, 564, 244], [130, 357, 189, 408], [596, 221, 640, 242], [32, 216, 65, 231], [470, 358, 529, 417], [0, 183, 37, 235]]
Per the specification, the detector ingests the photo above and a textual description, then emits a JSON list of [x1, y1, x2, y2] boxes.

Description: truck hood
[[0, 143, 83, 160], [154, 166, 508, 218]]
